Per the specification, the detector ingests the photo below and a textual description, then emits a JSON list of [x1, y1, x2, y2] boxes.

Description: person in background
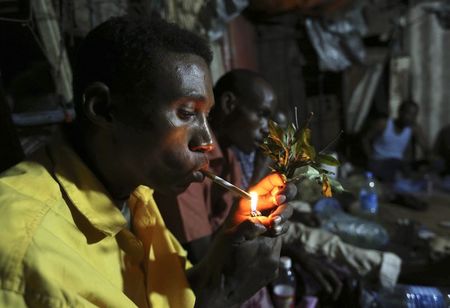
[[362, 100, 430, 182], [0, 16, 294, 307]]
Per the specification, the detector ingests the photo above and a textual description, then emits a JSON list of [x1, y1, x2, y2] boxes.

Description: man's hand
[[229, 172, 296, 235], [288, 247, 343, 301], [187, 172, 295, 307]]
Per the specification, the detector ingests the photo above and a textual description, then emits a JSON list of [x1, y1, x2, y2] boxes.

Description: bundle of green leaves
[[260, 118, 344, 197]]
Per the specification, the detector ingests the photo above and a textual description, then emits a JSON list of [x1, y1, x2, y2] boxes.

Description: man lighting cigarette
[[0, 15, 294, 307]]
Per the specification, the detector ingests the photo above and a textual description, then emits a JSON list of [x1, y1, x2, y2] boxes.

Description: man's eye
[[178, 108, 196, 120]]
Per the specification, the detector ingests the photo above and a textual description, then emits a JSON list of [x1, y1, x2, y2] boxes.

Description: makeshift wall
[[409, 3, 450, 147], [222, 15, 259, 72], [253, 13, 307, 122]]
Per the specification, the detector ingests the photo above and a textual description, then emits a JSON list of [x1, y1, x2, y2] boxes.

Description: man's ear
[[82, 82, 113, 128], [220, 91, 237, 116]]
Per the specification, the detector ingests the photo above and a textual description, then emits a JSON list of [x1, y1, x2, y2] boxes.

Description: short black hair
[[213, 69, 268, 103], [399, 100, 419, 112], [210, 69, 270, 126], [73, 15, 212, 117]]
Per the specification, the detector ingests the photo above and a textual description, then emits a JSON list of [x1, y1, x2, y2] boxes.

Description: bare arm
[[361, 118, 387, 159]]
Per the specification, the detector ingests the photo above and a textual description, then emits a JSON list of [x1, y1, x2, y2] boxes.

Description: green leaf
[[298, 128, 312, 146], [293, 165, 321, 180], [308, 145, 317, 161], [317, 154, 340, 167], [329, 178, 345, 193], [317, 169, 334, 175], [261, 113, 340, 187], [268, 120, 284, 143], [294, 139, 304, 160]]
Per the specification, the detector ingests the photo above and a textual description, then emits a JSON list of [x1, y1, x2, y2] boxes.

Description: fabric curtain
[[409, 3, 450, 147]]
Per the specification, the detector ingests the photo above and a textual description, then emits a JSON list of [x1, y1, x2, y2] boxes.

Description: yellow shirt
[[0, 143, 195, 307]]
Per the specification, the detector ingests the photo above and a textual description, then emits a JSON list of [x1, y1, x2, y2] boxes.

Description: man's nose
[[190, 143, 214, 153], [189, 116, 214, 153]]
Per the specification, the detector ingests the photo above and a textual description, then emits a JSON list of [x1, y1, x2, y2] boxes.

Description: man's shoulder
[[0, 159, 57, 218], [0, 153, 60, 204], [0, 158, 63, 281]]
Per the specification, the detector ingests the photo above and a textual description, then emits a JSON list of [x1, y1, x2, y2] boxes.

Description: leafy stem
[[260, 115, 344, 197]]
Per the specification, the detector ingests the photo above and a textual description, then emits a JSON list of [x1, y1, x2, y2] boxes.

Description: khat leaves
[[260, 115, 344, 197]]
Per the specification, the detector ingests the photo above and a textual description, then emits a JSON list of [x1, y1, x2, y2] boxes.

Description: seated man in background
[[0, 16, 294, 307], [362, 101, 430, 182]]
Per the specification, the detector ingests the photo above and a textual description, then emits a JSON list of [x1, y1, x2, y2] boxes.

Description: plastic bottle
[[315, 198, 389, 249], [272, 256, 296, 308], [375, 284, 450, 308], [360, 171, 379, 215]]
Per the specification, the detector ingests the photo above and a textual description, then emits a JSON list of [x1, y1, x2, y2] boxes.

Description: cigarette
[[202, 170, 251, 200]]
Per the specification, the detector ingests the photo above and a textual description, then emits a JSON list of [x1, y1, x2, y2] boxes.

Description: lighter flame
[[250, 191, 258, 212]]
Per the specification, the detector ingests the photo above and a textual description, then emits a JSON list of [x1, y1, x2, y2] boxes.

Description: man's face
[[111, 53, 214, 195], [398, 105, 418, 127], [226, 79, 277, 154]]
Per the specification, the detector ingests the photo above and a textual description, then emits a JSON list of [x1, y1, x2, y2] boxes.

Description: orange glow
[[250, 191, 258, 212]]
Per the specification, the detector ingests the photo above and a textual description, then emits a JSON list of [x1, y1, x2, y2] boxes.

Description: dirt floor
[[377, 191, 450, 286]]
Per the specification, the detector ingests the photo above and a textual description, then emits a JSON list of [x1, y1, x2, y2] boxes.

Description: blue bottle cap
[[365, 171, 374, 179]]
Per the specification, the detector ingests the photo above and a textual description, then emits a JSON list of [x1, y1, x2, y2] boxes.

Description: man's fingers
[[314, 267, 343, 301], [244, 173, 292, 213], [264, 221, 290, 237], [261, 203, 293, 236], [283, 182, 297, 201], [323, 268, 343, 301], [311, 270, 333, 295], [268, 203, 293, 226], [249, 173, 285, 195], [231, 219, 267, 243], [256, 193, 286, 211]]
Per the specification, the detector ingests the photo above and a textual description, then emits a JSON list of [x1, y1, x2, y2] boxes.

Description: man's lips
[[191, 170, 205, 183], [176, 164, 208, 188], [172, 170, 205, 193]]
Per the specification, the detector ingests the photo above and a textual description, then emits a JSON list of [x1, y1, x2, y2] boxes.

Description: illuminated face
[[110, 53, 214, 195], [226, 79, 277, 154]]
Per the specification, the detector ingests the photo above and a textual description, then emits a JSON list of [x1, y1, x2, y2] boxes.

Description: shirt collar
[[47, 142, 127, 237]]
